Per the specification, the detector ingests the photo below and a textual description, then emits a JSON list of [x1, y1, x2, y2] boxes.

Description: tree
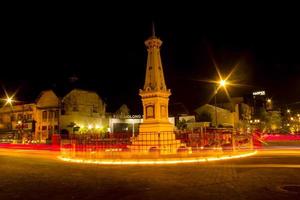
[[255, 108, 282, 133], [176, 119, 187, 130]]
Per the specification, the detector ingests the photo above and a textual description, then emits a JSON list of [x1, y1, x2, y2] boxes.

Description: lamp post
[[214, 85, 218, 128], [214, 79, 227, 128], [4, 96, 17, 142], [131, 119, 135, 137]]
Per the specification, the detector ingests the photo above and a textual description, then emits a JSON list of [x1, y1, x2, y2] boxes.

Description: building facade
[[194, 104, 235, 128], [0, 103, 37, 143], [35, 90, 60, 143], [60, 89, 107, 135], [0, 89, 107, 143]]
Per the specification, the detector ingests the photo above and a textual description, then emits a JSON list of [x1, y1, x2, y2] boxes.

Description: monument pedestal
[[139, 122, 174, 133], [130, 132, 183, 154], [130, 122, 183, 154]]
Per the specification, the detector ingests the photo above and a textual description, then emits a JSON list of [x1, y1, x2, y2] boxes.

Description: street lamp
[[6, 97, 13, 105], [130, 119, 135, 137], [219, 79, 227, 87], [214, 79, 227, 128], [3, 95, 17, 141]]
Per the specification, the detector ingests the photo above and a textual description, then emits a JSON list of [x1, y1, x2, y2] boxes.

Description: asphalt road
[[1, 149, 300, 200]]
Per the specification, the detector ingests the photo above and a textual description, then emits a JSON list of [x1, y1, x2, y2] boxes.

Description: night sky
[[1, 3, 300, 113]]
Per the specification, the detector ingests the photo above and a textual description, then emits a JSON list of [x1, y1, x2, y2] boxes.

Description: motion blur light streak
[[58, 151, 257, 165]]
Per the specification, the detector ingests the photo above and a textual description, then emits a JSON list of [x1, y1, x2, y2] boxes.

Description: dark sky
[[1, 3, 300, 113]]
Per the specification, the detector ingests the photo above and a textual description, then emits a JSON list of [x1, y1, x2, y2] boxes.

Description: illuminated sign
[[253, 91, 265, 96], [112, 114, 142, 119], [13, 122, 33, 130], [123, 115, 142, 119]]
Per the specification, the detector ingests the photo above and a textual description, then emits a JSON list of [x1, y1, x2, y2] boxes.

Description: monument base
[[129, 123, 184, 154], [138, 122, 174, 133]]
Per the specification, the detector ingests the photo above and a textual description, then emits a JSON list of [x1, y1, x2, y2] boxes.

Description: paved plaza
[[1, 149, 300, 200]]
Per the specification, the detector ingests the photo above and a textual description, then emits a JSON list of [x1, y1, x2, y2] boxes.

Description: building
[[248, 90, 273, 115], [60, 89, 107, 135], [35, 90, 60, 143], [108, 104, 140, 134], [0, 88, 108, 143], [169, 102, 192, 125], [0, 103, 37, 143], [221, 97, 252, 129], [194, 104, 235, 128]]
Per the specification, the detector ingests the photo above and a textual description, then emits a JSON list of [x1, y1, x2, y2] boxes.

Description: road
[[1, 149, 300, 200]]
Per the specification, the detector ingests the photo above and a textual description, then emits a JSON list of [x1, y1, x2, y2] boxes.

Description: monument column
[[139, 25, 174, 133]]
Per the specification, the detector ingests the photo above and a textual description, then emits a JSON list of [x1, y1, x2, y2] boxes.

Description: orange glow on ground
[[58, 151, 257, 165]]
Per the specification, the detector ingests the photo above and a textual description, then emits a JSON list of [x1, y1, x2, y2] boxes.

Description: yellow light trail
[[58, 151, 257, 165]]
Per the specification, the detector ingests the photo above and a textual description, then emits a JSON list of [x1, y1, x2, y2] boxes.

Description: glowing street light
[[267, 99, 271, 103], [219, 79, 227, 87], [2, 95, 15, 106], [287, 109, 291, 113], [1, 88, 17, 106], [6, 97, 13, 105]]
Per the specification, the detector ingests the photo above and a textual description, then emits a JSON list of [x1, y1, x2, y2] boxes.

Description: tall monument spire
[[152, 22, 156, 37], [139, 26, 173, 132], [142, 25, 168, 92]]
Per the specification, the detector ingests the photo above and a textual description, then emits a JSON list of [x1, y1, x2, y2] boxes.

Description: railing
[[60, 130, 253, 159]]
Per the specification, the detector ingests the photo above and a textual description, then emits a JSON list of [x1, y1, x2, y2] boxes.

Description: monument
[[130, 25, 183, 154]]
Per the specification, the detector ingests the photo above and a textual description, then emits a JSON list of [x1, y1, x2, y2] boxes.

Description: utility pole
[[214, 85, 218, 128]]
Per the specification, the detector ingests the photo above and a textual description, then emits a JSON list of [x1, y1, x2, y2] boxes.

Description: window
[[72, 104, 78, 112], [27, 114, 32, 120], [92, 105, 98, 113], [17, 114, 22, 120], [54, 110, 59, 118], [49, 111, 53, 119], [54, 125, 59, 131], [11, 114, 16, 121], [146, 105, 155, 119], [42, 126, 47, 130], [42, 111, 47, 121]]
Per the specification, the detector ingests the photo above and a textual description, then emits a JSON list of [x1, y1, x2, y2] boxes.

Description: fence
[[60, 129, 253, 159]]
